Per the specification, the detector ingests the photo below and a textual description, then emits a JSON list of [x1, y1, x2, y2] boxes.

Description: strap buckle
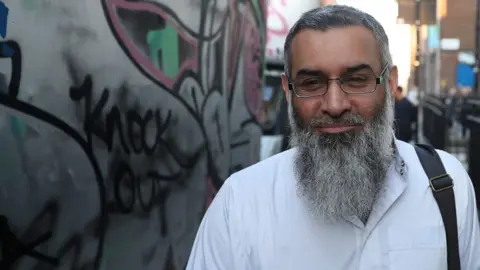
[[429, 173, 454, 193]]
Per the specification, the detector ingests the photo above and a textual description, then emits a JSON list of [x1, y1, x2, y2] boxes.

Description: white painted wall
[[266, 0, 320, 61]]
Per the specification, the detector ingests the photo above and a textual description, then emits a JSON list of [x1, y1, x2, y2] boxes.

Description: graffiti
[[0, 1, 8, 38], [244, 24, 263, 121], [102, 0, 199, 90], [102, 0, 265, 185], [67, 73, 196, 229], [0, 0, 265, 269], [266, 0, 289, 57], [0, 40, 107, 269], [0, 0, 13, 56], [20, 0, 35, 10]]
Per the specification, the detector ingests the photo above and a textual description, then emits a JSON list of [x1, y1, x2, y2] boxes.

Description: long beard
[[289, 91, 395, 222]]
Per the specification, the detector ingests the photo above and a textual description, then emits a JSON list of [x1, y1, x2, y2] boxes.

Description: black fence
[[422, 95, 448, 150], [466, 98, 480, 204], [421, 94, 480, 208]]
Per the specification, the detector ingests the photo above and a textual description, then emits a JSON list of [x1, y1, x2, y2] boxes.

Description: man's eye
[[344, 75, 368, 82], [301, 78, 323, 86]]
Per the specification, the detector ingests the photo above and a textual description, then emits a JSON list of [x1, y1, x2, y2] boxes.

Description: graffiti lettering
[[69, 75, 172, 156], [0, 0, 266, 268], [68, 75, 182, 232]]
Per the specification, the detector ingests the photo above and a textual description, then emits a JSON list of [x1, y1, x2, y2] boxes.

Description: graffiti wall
[[0, 0, 265, 269]]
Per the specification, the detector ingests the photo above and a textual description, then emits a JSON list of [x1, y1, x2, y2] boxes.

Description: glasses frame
[[288, 64, 390, 98]]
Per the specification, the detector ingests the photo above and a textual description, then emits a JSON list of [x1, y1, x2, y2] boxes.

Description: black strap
[[414, 144, 461, 270]]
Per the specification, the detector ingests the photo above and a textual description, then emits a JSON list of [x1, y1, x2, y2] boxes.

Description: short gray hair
[[283, 5, 392, 80]]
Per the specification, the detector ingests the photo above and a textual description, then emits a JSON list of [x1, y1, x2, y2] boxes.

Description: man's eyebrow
[[294, 64, 374, 78], [295, 68, 324, 77], [345, 64, 373, 73]]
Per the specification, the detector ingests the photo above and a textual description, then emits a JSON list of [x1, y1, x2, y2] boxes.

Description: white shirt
[[186, 140, 480, 270]]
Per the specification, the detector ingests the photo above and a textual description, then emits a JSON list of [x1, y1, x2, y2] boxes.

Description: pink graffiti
[[267, 7, 289, 37], [205, 176, 216, 208], [104, 0, 199, 89], [266, 0, 289, 57], [227, 1, 250, 91], [244, 24, 263, 122]]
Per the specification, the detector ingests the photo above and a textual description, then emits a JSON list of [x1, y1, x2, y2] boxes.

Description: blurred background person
[[445, 87, 460, 128], [394, 86, 417, 142], [459, 86, 473, 138]]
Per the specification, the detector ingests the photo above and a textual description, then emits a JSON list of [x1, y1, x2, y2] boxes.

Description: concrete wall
[[0, 0, 265, 269]]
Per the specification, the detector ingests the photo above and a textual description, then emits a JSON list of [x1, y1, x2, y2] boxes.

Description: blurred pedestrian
[[445, 87, 460, 128], [394, 86, 417, 142], [459, 86, 472, 138]]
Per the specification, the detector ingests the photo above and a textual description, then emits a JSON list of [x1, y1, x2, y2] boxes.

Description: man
[[394, 86, 417, 142], [459, 86, 473, 138], [186, 5, 480, 269]]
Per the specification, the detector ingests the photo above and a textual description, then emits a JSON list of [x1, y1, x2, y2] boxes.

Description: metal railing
[[465, 97, 480, 206], [422, 95, 448, 150], [421, 94, 480, 207]]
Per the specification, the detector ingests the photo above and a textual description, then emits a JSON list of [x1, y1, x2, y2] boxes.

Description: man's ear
[[388, 65, 398, 103], [281, 73, 290, 103]]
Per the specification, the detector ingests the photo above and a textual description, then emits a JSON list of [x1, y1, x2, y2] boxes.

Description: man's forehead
[[290, 26, 381, 75]]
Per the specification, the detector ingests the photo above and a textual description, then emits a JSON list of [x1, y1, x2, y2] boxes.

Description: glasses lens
[[293, 77, 327, 97], [341, 72, 377, 93]]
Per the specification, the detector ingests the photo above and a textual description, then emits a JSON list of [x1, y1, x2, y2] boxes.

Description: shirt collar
[[393, 139, 408, 181]]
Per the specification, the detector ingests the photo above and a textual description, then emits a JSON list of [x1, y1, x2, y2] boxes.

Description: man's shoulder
[[397, 140, 472, 221], [401, 97, 414, 106], [218, 149, 297, 222], [397, 140, 468, 185], [221, 148, 296, 203], [395, 97, 413, 108]]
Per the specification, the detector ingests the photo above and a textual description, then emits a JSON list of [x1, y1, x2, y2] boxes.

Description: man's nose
[[320, 80, 352, 117]]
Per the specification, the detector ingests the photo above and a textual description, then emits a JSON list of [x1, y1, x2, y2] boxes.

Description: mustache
[[309, 113, 366, 127]]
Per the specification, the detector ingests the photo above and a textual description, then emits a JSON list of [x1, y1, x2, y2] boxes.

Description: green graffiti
[[9, 115, 27, 139], [251, 0, 267, 82], [146, 24, 180, 79], [251, 0, 266, 39], [21, 0, 37, 10]]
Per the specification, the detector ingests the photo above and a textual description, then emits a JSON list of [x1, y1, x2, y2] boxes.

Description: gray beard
[[289, 90, 395, 223]]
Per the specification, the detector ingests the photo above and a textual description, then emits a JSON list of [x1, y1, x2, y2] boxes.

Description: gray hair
[[283, 5, 392, 80]]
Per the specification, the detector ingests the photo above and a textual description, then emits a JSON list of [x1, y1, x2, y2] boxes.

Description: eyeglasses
[[288, 65, 389, 98]]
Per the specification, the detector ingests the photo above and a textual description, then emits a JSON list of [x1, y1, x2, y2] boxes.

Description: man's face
[[395, 88, 403, 100], [281, 26, 398, 222], [283, 26, 395, 129]]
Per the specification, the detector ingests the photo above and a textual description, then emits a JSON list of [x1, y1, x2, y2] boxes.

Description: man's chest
[[242, 218, 447, 270]]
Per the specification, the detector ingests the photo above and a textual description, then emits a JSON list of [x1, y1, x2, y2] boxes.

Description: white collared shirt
[[186, 140, 480, 270]]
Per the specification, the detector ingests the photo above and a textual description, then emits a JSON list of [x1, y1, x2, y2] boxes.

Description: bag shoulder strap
[[414, 143, 461, 270]]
